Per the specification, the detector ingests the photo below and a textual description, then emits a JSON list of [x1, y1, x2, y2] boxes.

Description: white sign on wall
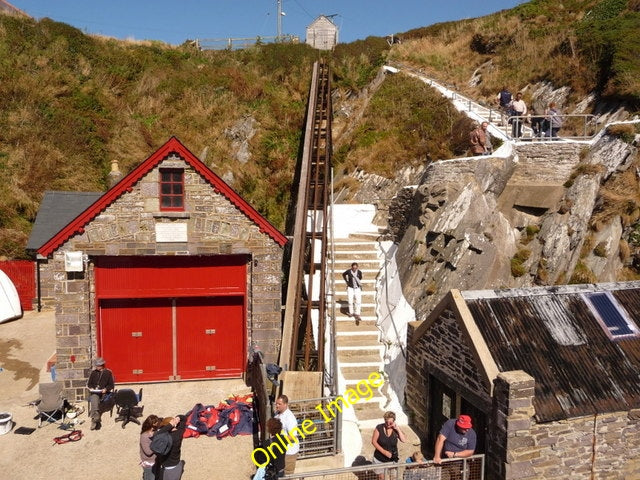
[[64, 251, 84, 272], [155, 223, 188, 242]]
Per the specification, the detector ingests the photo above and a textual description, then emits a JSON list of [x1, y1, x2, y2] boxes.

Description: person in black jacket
[[342, 262, 363, 322], [86, 357, 114, 431], [253, 418, 286, 479], [154, 415, 187, 480]]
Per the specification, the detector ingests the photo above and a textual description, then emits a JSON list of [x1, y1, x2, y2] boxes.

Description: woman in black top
[[253, 417, 286, 479], [371, 411, 407, 479], [153, 415, 187, 480]]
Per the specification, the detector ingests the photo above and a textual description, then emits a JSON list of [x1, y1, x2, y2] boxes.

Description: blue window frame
[[582, 292, 639, 340]]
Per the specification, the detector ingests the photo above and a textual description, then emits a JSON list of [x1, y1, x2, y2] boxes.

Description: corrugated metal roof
[[464, 284, 640, 422], [26, 191, 102, 252]]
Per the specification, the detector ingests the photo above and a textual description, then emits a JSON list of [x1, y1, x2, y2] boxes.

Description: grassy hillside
[[391, 0, 640, 107], [1, 1, 638, 259], [0, 15, 392, 258]]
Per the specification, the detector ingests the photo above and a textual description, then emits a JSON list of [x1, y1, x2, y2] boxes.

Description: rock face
[[391, 132, 638, 321], [224, 115, 257, 164]]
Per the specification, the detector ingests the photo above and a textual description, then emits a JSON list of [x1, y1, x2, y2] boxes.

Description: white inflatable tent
[[0, 269, 21, 323]]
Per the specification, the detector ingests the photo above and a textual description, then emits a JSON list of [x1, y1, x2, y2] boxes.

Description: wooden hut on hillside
[[305, 15, 338, 50]]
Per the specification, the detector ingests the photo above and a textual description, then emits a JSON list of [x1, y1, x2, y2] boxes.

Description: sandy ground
[[0, 310, 255, 480]]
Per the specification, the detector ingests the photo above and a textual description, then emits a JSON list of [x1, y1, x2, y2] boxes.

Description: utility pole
[[277, 0, 283, 40]]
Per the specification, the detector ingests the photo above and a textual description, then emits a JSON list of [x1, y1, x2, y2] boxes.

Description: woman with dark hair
[[139, 414, 160, 480], [371, 411, 407, 479], [253, 417, 286, 479]]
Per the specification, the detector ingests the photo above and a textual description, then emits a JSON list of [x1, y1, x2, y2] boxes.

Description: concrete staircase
[[333, 233, 386, 425], [331, 231, 422, 465]]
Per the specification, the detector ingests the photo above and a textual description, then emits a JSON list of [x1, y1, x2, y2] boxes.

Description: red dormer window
[[160, 169, 184, 211]]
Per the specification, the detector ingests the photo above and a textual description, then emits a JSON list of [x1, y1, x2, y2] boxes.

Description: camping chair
[[114, 388, 143, 429], [35, 382, 67, 428]]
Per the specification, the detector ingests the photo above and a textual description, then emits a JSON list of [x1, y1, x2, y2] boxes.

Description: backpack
[[499, 90, 512, 107], [264, 461, 279, 480], [150, 430, 173, 456]]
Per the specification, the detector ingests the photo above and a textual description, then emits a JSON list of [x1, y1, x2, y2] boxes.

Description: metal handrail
[[283, 454, 485, 480], [503, 113, 600, 141], [387, 61, 603, 144]]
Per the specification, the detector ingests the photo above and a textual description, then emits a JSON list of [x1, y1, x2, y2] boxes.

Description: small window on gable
[[160, 169, 184, 211], [582, 292, 639, 340]]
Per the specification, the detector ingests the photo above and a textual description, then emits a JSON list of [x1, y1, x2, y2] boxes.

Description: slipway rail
[[280, 60, 333, 377]]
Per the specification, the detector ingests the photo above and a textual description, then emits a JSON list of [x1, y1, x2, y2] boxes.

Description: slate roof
[[27, 191, 102, 252], [461, 282, 640, 422]]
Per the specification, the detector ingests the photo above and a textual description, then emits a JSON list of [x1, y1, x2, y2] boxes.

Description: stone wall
[[489, 371, 640, 480], [44, 155, 284, 401], [510, 143, 583, 183], [406, 306, 491, 444]]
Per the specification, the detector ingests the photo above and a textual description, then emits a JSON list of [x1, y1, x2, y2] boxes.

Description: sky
[[10, 0, 527, 46]]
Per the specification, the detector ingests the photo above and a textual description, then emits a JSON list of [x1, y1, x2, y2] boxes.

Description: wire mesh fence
[[288, 397, 339, 459]]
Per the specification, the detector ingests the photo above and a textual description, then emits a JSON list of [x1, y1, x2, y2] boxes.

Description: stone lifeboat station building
[[30, 137, 287, 401]]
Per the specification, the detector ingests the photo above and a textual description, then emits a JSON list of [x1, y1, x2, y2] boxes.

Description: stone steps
[[334, 250, 379, 259], [342, 365, 383, 381], [337, 347, 383, 365], [336, 334, 380, 347], [333, 229, 390, 461]]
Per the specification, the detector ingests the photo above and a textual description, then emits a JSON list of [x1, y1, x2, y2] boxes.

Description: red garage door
[[95, 256, 247, 383], [99, 298, 173, 382], [176, 296, 245, 380]]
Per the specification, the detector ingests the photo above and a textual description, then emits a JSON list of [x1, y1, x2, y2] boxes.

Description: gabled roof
[[27, 191, 102, 252], [37, 137, 287, 257], [308, 15, 337, 28], [458, 282, 640, 422]]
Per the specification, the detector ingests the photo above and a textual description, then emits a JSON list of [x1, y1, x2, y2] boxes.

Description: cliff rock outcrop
[[390, 132, 638, 321]]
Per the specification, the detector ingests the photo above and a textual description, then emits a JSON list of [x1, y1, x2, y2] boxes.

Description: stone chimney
[[108, 159, 123, 188]]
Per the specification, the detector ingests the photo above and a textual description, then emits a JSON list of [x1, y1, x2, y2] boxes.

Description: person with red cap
[[433, 414, 476, 464]]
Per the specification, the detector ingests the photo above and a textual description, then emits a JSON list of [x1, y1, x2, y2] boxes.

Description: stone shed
[[305, 15, 338, 50], [406, 283, 640, 480], [28, 137, 287, 401]]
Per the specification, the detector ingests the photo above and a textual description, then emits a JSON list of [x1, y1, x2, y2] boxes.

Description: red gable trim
[[38, 137, 288, 257]]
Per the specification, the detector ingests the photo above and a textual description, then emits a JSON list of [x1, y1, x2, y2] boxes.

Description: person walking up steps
[[342, 262, 363, 323]]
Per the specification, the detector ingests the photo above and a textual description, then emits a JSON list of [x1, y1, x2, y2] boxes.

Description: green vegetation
[[2, 1, 639, 260], [606, 123, 639, 143], [0, 14, 390, 257], [511, 248, 532, 277], [333, 74, 470, 176], [569, 260, 598, 283], [522, 225, 540, 244], [391, 0, 640, 108]]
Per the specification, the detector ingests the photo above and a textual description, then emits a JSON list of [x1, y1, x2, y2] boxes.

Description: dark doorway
[[428, 375, 486, 455]]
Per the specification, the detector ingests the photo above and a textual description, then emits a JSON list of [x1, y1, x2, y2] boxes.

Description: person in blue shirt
[[433, 415, 476, 464]]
